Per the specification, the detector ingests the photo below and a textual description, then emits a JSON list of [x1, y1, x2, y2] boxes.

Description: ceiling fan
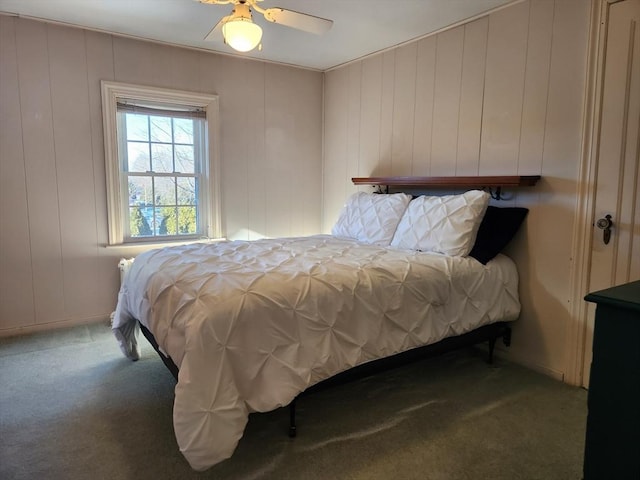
[[199, 0, 333, 53]]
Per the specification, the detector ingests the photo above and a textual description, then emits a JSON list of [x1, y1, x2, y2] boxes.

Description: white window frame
[[101, 81, 222, 245]]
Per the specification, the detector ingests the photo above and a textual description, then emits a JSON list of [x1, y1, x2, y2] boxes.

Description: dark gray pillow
[[469, 206, 529, 264]]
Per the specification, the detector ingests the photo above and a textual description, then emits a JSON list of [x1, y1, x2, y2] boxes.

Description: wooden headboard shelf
[[351, 175, 541, 199], [352, 175, 540, 188]]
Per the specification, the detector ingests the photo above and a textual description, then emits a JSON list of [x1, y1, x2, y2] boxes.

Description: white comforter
[[112, 235, 520, 470]]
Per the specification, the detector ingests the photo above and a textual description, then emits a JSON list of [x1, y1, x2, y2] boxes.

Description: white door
[[582, 0, 640, 388]]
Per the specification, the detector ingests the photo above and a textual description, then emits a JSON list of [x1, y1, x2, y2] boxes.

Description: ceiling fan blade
[[263, 8, 333, 35], [204, 15, 230, 41]]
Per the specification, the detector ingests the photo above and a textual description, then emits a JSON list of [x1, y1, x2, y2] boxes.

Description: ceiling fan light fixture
[[222, 15, 262, 52]]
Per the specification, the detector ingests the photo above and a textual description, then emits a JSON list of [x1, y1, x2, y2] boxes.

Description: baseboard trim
[[0, 314, 111, 338], [497, 349, 565, 382], [474, 344, 565, 382]]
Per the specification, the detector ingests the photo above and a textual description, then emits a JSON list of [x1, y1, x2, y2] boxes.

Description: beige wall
[[0, 17, 323, 334], [322, 0, 592, 379]]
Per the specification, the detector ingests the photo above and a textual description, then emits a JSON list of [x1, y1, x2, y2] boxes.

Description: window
[[101, 82, 221, 245]]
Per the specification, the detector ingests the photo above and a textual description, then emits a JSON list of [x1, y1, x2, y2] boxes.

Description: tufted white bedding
[[112, 234, 520, 471]]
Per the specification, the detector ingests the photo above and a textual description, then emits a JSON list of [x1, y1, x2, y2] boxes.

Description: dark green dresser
[[583, 280, 640, 480]]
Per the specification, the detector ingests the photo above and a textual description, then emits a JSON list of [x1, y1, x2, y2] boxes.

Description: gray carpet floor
[[0, 322, 587, 480]]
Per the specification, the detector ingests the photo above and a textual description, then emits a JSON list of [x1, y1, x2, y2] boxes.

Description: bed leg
[[488, 337, 497, 364], [502, 326, 512, 347], [488, 325, 512, 364], [289, 399, 297, 438]]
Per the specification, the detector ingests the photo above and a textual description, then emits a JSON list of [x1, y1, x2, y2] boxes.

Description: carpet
[[0, 322, 587, 480]]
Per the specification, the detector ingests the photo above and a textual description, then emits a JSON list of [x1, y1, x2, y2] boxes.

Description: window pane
[[177, 206, 197, 234], [150, 116, 172, 143], [127, 142, 150, 172], [155, 177, 177, 206], [151, 144, 173, 173], [126, 114, 148, 141], [174, 118, 194, 144], [175, 145, 195, 173], [177, 177, 196, 205], [157, 207, 177, 236], [128, 176, 152, 207], [129, 206, 153, 237]]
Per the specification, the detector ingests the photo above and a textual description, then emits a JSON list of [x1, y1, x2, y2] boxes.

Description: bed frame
[[137, 175, 538, 438], [140, 319, 512, 438]]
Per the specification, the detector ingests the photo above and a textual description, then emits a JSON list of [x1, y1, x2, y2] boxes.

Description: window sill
[[104, 237, 226, 253]]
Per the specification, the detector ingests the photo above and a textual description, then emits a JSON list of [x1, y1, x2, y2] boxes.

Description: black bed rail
[[286, 321, 512, 438]]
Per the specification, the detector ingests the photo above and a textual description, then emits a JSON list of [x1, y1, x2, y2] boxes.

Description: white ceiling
[[0, 0, 517, 71]]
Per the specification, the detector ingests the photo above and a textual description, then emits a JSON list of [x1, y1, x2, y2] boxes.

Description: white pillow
[[390, 190, 490, 256], [331, 192, 412, 246]]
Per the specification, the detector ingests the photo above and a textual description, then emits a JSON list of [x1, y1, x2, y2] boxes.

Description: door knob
[[596, 214, 613, 245]]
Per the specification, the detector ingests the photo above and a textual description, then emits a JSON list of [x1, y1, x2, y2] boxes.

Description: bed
[[112, 183, 532, 471]]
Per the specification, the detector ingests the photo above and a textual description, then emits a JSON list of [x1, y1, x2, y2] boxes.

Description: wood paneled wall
[[322, 0, 592, 378], [0, 1, 594, 380], [0, 17, 323, 334]]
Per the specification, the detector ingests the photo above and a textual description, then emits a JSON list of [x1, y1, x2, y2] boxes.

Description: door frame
[[564, 0, 626, 386]]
